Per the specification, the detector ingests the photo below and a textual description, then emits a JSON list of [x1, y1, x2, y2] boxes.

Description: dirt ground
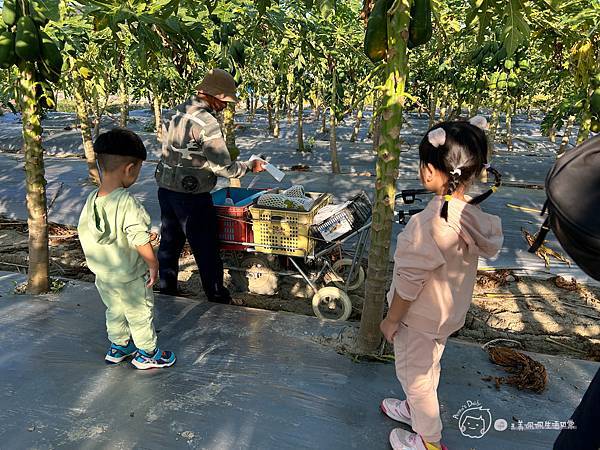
[[1, 218, 598, 361]]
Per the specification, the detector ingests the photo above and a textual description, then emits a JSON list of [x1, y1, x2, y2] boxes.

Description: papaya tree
[[1, 0, 63, 293], [357, 0, 418, 353]]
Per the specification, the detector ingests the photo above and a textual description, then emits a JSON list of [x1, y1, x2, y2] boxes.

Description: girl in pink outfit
[[379, 118, 504, 450]]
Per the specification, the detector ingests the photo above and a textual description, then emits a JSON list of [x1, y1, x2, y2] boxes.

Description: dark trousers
[[157, 188, 224, 298], [554, 367, 600, 450]]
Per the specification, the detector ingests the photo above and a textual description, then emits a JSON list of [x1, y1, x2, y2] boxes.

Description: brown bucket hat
[[197, 68, 238, 103]]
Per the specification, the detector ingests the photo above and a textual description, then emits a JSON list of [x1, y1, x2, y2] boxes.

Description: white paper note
[[250, 155, 285, 182]]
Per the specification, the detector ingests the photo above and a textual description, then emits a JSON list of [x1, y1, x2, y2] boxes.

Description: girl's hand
[[380, 317, 401, 343]]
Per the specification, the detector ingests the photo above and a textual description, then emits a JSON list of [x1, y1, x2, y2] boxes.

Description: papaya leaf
[[316, 0, 335, 18], [503, 0, 529, 57]]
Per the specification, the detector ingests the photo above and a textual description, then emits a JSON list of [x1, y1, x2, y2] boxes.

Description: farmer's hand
[[380, 317, 401, 344], [147, 263, 158, 288], [250, 159, 266, 173]]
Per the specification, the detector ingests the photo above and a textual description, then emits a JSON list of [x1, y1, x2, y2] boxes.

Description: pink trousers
[[394, 322, 447, 443]]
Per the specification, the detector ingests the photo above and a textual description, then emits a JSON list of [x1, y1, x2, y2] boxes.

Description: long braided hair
[[418, 120, 502, 220]]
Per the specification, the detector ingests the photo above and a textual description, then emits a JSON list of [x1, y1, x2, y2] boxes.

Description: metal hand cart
[[215, 187, 430, 321]]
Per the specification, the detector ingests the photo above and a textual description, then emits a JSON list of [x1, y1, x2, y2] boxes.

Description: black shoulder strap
[[528, 216, 551, 253]]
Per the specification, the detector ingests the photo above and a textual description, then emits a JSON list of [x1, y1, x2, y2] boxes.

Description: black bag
[[529, 135, 600, 280]]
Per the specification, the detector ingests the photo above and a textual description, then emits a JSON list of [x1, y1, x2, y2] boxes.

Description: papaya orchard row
[[0, 1, 597, 348]]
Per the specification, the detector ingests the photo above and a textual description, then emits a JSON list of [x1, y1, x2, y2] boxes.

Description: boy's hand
[[146, 264, 158, 288], [380, 317, 401, 343]]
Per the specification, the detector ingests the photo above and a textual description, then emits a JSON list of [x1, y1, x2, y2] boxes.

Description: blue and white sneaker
[[132, 348, 176, 370], [105, 341, 137, 364]]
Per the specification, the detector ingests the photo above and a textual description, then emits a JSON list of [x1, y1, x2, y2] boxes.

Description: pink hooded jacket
[[387, 196, 503, 338]]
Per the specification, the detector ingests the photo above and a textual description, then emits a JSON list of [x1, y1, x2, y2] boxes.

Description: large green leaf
[[503, 0, 530, 57]]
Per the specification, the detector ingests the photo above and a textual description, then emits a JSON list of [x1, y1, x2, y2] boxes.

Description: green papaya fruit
[[30, 0, 49, 26], [518, 59, 529, 70], [498, 72, 507, 82], [590, 88, 600, 114], [15, 16, 40, 62], [229, 41, 245, 67], [407, 0, 432, 49], [591, 119, 600, 133], [2, 0, 19, 27], [0, 31, 16, 68], [497, 81, 507, 89], [39, 31, 62, 82], [504, 59, 515, 70], [364, 0, 389, 63]]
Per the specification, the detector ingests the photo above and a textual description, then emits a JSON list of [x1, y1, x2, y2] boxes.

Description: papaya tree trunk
[[274, 91, 281, 138], [330, 68, 340, 173], [428, 87, 437, 128], [549, 124, 557, 143], [297, 88, 305, 152], [371, 112, 381, 153], [286, 97, 293, 125], [487, 83, 501, 161], [469, 94, 481, 118], [350, 103, 364, 143], [224, 103, 239, 160], [267, 94, 274, 133], [92, 92, 102, 139], [253, 94, 259, 118], [118, 66, 128, 128], [505, 104, 513, 152], [20, 64, 49, 294], [74, 78, 100, 185], [577, 109, 592, 144], [439, 87, 449, 121], [151, 85, 163, 142], [357, 0, 412, 353], [558, 115, 575, 157]]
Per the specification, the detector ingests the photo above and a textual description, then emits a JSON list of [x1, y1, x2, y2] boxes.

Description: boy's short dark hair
[[94, 128, 147, 172]]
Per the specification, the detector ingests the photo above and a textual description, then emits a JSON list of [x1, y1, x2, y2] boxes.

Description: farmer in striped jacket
[[155, 68, 264, 303]]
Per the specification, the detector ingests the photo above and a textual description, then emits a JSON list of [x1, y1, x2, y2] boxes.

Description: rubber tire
[[312, 286, 352, 321], [332, 258, 366, 291]]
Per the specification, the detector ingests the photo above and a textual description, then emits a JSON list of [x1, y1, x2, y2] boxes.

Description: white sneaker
[[389, 428, 447, 450], [381, 398, 412, 426]]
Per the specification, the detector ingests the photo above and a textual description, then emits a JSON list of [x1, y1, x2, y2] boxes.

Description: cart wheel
[[312, 287, 352, 321], [231, 254, 278, 296], [332, 259, 365, 291]]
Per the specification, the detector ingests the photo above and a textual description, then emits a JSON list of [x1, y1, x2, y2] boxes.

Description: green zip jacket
[[78, 188, 151, 283]]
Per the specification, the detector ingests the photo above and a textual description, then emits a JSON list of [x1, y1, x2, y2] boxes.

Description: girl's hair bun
[[469, 115, 489, 130]]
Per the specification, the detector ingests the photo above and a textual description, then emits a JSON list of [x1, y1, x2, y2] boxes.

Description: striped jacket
[[155, 96, 248, 194]]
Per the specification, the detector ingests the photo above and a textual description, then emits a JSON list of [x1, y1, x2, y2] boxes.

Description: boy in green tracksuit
[[78, 128, 175, 370]]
